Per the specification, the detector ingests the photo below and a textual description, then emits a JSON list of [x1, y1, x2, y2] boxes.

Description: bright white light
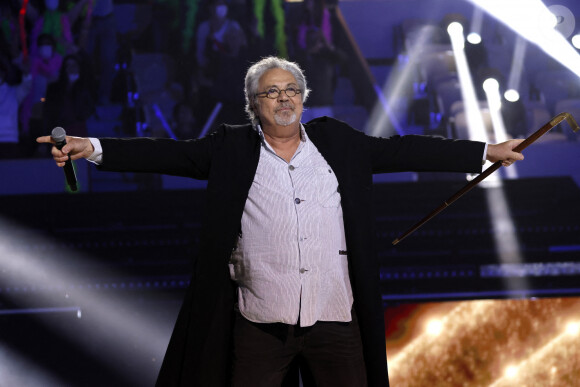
[[551, 366, 558, 374], [470, 0, 580, 78], [448, 22, 464, 37], [469, 6, 484, 44], [426, 319, 443, 336], [546, 12, 559, 28], [467, 32, 482, 44], [483, 78, 500, 93], [505, 366, 518, 378], [565, 322, 579, 335], [483, 78, 502, 112], [504, 89, 520, 102], [506, 36, 527, 96], [572, 34, 580, 49], [447, 21, 488, 142]]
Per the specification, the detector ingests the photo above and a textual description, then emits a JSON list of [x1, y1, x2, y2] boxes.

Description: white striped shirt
[[229, 124, 353, 327]]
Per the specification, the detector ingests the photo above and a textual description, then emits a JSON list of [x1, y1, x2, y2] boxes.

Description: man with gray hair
[[38, 56, 523, 386]]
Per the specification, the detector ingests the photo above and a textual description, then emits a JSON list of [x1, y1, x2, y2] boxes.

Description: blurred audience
[[253, 0, 287, 58], [195, 0, 248, 126], [245, 12, 272, 62], [28, 0, 87, 57], [172, 100, 198, 139], [43, 53, 96, 138], [0, 1, 20, 61], [85, 0, 117, 105], [196, 0, 247, 87], [294, 0, 345, 121], [20, 33, 63, 137], [0, 54, 31, 159]]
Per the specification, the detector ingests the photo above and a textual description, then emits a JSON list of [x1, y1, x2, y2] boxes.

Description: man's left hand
[[486, 139, 525, 167]]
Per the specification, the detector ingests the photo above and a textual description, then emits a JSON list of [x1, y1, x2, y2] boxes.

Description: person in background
[[0, 1, 20, 61], [172, 100, 198, 139], [20, 33, 63, 138], [195, 0, 247, 88], [295, 0, 345, 122], [28, 0, 89, 57], [43, 53, 95, 137], [84, 0, 117, 105], [253, 0, 288, 58], [195, 0, 248, 127], [0, 54, 31, 159]]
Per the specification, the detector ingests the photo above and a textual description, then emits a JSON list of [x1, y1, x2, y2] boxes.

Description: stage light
[[426, 319, 443, 336], [504, 89, 520, 102], [505, 365, 518, 378], [467, 32, 482, 44], [447, 21, 463, 33], [365, 19, 436, 137], [465, 72, 525, 298], [572, 34, 580, 49], [565, 322, 579, 335], [447, 22, 464, 48], [483, 78, 499, 93], [506, 36, 527, 100], [483, 78, 501, 109], [468, 6, 484, 44], [545, 12, 558, 29], [447, 20, 489, 143], [470, 0, 580, 78]]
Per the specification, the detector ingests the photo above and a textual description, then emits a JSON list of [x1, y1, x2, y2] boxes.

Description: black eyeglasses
[[256, 86, 301, 99]]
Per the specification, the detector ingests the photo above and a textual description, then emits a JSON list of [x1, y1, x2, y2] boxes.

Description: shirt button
[[289, 165, 295, 171], [300, 268, 307, 274], [294, 198, 301, 204]]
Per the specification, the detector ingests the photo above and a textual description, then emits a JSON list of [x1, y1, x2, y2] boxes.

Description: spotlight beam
[[482, 78, 518, 179], [506, 35, 528, 99], [0, 218, 173, 385], [0, 345, 66, 387], [470, 0, 580, 78], [447, 22, 490, 142], [468, 6, 484, 43]]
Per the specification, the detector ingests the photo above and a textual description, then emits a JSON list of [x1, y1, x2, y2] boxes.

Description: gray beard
[[274, 111, 298, 126]]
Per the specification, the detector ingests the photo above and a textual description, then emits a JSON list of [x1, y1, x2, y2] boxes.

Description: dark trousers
[[231, 312, 368, 387]]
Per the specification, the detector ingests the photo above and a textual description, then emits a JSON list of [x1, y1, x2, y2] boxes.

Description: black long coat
[[99, 117, 485, 386]]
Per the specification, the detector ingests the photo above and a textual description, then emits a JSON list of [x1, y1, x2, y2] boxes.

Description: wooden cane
[[392, 112, 580, 246]]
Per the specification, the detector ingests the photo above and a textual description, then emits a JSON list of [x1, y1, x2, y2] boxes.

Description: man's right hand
[[36, 136, 95, 167]]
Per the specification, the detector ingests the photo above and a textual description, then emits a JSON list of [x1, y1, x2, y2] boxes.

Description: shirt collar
[[255, 123, 308, 143], [255, 123, 309, 158]]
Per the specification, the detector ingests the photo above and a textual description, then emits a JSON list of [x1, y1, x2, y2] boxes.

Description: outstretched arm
[[36, 136, 95, 167], [37, 131, 223, 180]]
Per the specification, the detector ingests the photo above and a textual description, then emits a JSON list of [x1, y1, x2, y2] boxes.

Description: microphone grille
[[51, 127, 67, 143]]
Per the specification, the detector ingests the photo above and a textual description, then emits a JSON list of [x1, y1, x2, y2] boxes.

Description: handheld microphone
[[51, 127, 78, 192]]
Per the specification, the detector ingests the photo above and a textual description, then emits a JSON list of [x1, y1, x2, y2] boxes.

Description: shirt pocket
[[315, 166, 341, 208]]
